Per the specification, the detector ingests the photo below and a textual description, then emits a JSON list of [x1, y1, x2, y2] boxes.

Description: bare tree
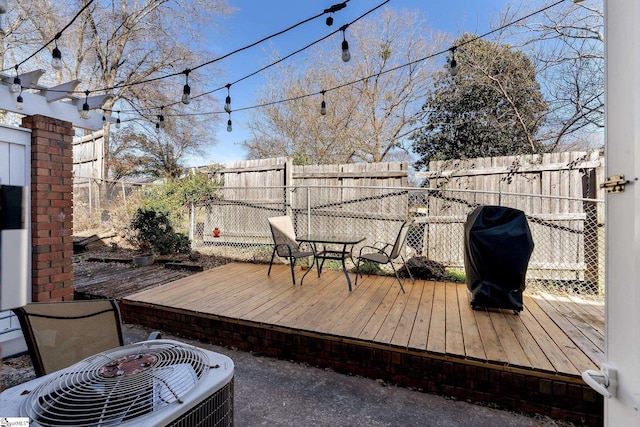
[[0, 0, 232, 177], [110, 112, 214, 179], [498, 0, 604, 151], [243, 8, 449, 165]]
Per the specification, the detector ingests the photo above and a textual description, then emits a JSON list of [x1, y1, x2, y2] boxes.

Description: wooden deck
[[120, 262, 605, 425]]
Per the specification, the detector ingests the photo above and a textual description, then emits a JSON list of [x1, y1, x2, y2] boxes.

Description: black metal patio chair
[[355, 220, 415, 293], [267, 215, 314, 285]]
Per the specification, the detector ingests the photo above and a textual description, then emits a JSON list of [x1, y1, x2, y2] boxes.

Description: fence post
[[121, 180, 127, 209], [88, 178, 93, 216], [189, 202, 195, 245], [285, 157, 294, 218]]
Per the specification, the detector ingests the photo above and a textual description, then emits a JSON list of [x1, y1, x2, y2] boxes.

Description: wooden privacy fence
[[415, 151, 604, 292], [192, 158, 409, 248], [191, 154, 605, 294]]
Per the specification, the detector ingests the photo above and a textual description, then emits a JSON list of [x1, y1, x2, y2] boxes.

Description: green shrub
[[131, 208, 191, 255], [137, 173, 222, 234]]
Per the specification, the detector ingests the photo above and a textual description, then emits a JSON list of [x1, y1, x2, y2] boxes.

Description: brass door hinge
[[600, 175, 629, 193]]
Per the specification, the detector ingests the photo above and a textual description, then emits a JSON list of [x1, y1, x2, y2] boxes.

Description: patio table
[[297, 233, 366, 291]]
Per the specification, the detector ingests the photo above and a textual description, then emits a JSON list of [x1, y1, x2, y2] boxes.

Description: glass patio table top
[[297, 233, 366, 291]]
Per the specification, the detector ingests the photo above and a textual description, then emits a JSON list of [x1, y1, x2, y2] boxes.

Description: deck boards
[[124, 262, 604, 377]]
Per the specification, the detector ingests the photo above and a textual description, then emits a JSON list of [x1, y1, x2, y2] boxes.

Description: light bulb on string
[[341, 26, 351, 62], [159, 107, 165, 128], [320, 91, 327, 116], [224, 84, 232, 113], [51, 34, 63, 70], [80, 90, 90, 119], [155, 121, 160, 133], [11, 66, 21, 93], [16, 90, 24, 111], [182, 69, 191, 105], [226, 112, 232, 132], [449, 47, 459, 77], [116, 111, 121, 129], [326, 15, 333, 26]]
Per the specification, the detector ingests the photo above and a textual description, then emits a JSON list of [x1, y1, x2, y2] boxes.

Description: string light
[[155, 121, 161, 133], [81, 90, 90, 119], [116, 111, 121, 129], [159, 107, 165, 128], [224, 84, 232, 113], [16, 89, 24, 110], [340, 25, 351, 62], [182, 70, 191, 105], [1, 0, 95, 73], [226, 112, 232, 132], [45, 0, 359, 99], [10, 66, 21, 93], [93, 0, 565, 127], [22, 0, 383, 119], [320, 91, 327, 115], [449, 47, 459, 77], [51, 34, 63, 70]]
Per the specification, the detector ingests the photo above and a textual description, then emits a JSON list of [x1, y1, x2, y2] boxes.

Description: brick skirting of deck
[[120, 301, 603, 426]]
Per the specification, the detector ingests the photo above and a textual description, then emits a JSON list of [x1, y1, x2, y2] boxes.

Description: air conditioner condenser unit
[[0, 339, 234, 427]]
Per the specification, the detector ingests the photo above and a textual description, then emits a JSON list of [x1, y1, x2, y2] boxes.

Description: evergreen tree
[[412, 34, 548, 170]]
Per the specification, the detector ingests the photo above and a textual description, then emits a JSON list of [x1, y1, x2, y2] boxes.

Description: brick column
[[22, 115, 75, 302]]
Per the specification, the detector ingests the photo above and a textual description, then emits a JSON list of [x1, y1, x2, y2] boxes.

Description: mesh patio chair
[[13, 299, 160, 377], [267, 216, 314, 285], [355, 220, 415, 293]]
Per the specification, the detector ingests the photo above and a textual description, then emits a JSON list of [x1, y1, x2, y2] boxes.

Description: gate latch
[[600, 175, 629, 193], [582, 363, 617, 398]]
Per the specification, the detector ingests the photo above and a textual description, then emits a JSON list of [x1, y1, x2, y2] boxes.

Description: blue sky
[[186, 0, 524, 166]]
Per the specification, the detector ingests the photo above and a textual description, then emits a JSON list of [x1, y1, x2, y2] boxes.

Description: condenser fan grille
[[22, 341, 211, 427]]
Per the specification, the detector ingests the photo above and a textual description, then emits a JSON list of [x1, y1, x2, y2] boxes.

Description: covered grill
[[463, 205, 534, 312]]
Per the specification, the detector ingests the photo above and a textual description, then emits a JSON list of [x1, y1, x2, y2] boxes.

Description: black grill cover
[[464, 206, 534, 311]]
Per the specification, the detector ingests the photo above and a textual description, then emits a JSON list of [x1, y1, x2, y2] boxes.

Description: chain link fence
[[73, 176, 148, 237], [72, 180, 604, 296], [190, 185, 604, 296]]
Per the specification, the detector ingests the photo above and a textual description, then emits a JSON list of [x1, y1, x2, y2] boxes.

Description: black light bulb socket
[[183, 84, 191, 95], [52, 46, 62, 60], [326, 16, 333, 26], [342, 40, 349, 51]]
